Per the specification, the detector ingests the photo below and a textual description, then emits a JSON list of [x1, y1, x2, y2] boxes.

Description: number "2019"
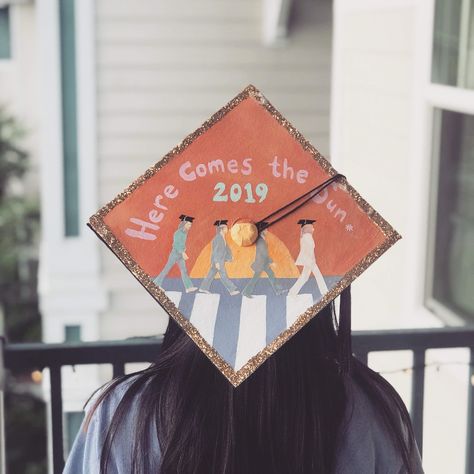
[[213, 182, 268, 203]]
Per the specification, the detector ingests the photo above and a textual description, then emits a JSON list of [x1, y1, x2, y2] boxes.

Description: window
[[427, 110, 474, 323], [59, 0, 79, 236], [0, 6, 11, 59], [64, 324, 82, 343], [427, 1, 474, 324], [432, 0, 474, 88], [65, 411, 84, 453]]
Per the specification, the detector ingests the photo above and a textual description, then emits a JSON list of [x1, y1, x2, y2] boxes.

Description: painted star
[[345, 224, 354, 232]]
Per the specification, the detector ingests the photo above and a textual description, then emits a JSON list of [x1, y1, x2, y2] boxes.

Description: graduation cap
[[297, 219, 316, 227], [89, 85, 400, 386], [214, 220, 228, 226]]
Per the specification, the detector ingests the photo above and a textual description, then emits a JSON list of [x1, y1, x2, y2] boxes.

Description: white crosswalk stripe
[[165, 291, 182, 307], [286, 294, 313, 328], [163, 291, 315, 371], [234, 295, 267, 371], [189, 293, 220, 347]]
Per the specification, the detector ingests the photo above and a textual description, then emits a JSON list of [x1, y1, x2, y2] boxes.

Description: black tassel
[[338, 285, 352, 375]]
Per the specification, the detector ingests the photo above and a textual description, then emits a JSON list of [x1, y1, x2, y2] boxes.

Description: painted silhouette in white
[[288, 219, 328, 297]]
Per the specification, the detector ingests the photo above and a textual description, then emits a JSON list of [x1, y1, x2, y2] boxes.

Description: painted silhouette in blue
[[199, 220, 239, 296], [153, 215, 197, 293]]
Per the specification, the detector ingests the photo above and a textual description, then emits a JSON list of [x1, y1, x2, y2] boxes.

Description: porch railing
[[4, 327, 474, 474]]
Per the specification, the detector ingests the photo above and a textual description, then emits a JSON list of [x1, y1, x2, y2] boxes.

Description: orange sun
[[190, 231, 299, 278]]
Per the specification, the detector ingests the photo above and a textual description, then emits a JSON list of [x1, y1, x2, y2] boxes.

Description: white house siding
[[95, 0, 333, 340]]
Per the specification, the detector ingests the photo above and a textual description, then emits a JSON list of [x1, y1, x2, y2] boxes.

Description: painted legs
[[153, 253, 194, 290], [242, 266, 284, 297], [200, 265, 238, 294], [289, 262, 328, 296]]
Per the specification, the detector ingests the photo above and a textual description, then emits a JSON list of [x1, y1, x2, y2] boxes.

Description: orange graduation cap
[[88, 85, 400, 386]]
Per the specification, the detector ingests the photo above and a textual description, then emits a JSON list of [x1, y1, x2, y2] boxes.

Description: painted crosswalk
[[286, 294, 314, 328], [165, 290, 316, 371], [165, 291, 182, 307], [235, 295, 267, 371], [189, 293, 220, 347]]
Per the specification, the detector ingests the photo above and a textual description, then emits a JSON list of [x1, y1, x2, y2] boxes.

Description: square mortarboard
[[298, 219, 316, 226], [214, 220, 228, 226], [88, 85, 401, 387]]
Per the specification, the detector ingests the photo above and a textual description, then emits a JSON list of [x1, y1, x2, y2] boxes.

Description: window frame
[[431, 0, 474, 89], [424, 2, 474, 325], [0, 5, 13, 62], [59, 0, 80, 237], [65, 411, 85, 454], [64, 324, 82, 343]]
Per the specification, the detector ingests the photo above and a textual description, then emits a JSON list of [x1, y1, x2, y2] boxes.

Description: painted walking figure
[[242, 224, 286, 298], [199, 220, 239, 296], [288, 219, 328, 297], [153, 215, 198, 293]]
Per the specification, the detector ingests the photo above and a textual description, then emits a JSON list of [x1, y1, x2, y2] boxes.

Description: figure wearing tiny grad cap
[[241, 223, 286, 298], [199, 220, 239, 296], [288, 219, 328, 297], [153, 215, 198, 293]]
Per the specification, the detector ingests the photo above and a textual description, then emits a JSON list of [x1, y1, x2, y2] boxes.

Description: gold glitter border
[[88, 84, 401, 387]]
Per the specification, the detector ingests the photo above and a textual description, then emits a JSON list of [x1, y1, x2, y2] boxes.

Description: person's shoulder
[[336, 379, 395, 470], [336, 377, 423, 474], [85, 374, 161, 470], [63, 375, 149, 474], [85, 374, 144, 420]]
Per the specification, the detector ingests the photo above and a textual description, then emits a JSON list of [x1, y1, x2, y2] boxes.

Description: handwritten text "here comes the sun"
[[125, 156, 309, 241]]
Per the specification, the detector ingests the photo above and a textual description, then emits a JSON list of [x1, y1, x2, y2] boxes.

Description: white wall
[[331, 0, 440, 330], [95, 0, 334, 340]]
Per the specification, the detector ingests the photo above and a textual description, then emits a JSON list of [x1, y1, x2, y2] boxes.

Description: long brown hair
[[85, 298, 418, 473]]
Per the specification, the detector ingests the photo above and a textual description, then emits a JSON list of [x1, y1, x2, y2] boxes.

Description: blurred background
[[0, 0, 473, 472]]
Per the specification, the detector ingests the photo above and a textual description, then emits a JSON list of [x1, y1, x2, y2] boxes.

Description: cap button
[[230, 219, 258, 247]]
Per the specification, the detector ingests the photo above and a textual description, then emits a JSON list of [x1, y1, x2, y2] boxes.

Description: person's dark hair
[[85, 299, 418, 474]]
